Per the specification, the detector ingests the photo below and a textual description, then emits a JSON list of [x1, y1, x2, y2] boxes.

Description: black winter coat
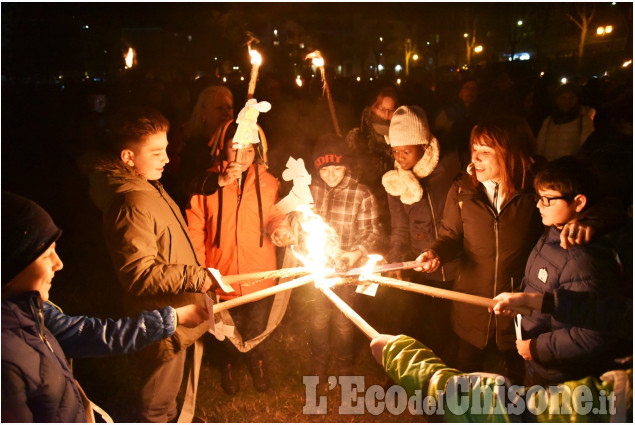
[[387, 152, 461, 282], [432, 173, 544, 350]]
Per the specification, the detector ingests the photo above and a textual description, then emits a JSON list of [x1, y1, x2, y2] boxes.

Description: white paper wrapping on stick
[[208, 268, 234, 293], [355, 282, 378, 297], [205, 294, 235, 341]]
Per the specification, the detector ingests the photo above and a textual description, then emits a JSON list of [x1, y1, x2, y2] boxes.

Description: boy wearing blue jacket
[[1, 192, 207, 422], [518, 156, 626, 386]]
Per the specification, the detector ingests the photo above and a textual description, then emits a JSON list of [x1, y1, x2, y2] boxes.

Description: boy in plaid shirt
[[308, 134, 381, 384]]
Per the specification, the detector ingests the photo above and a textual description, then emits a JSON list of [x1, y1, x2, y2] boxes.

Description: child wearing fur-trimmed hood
[[380, 105, 462, 353]]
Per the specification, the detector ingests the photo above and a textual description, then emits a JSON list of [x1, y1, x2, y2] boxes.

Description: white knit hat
[[385, 105, 432, 147], [384, 105, 440, 178]]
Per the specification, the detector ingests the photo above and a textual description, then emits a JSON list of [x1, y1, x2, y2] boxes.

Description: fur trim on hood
[[381, 146, 440, 205]]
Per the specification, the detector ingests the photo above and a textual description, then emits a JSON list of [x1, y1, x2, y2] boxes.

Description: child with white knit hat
[[380, 105, 462, 355]]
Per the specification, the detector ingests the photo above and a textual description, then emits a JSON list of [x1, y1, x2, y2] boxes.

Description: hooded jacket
[[521, 226, 624, 383], [432, 173, 544, 350], [2, 292, 177, 422], [186, 163, 286, 300], [88, 159, 208, 361], [385, 151, 461, 282]]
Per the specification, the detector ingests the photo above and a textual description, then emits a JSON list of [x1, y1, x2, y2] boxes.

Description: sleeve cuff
[[529, 338, 540, 362], [541, 292, 555, 315]]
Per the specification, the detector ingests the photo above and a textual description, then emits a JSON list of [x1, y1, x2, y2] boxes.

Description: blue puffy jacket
[[1, 291, 177, 422], [521, 226, 624, 383]]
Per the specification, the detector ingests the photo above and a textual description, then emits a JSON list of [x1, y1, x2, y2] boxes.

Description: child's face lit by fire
[[225, 140, 255, 172], [319, 165, 346, 188]]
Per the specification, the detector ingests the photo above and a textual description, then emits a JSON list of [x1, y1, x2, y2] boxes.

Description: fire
[[124, 47, 136, 69], [291, 205, 339, 287], [359, 254, 383, 281], [248, 47, 262, 66]]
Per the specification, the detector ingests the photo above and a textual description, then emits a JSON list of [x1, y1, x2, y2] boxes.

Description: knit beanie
[[2, 191, 62, 285], [385, 105, 433, 147], [312, 134, 351, 172]]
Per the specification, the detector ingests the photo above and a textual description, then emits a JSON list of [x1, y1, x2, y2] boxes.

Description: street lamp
[[597, 25, 614, 36], [474, 45, 483, 53]]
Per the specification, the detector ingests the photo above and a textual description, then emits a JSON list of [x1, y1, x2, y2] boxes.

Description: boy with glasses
[[517, 156, 627, 386]]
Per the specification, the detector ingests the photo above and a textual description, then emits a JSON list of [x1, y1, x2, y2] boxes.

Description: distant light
[[273, 40, 280, 46], [83, 25, 89, 29], [240, 76, 245, 81], [379, 37, 383, 42], [517, 20, 523, 26], [295, 76, 303, 87], [273, 29, 278, 36], [233, 66, 239, 70], [412, 54, 419, 60], [103, 50, 107, 54], [378, 64, 384, 71], [299, 43, 305, 49], [463, 33, 468, 38], [188, 35, 192, 42], [540, 71, 545, 77], [370, 77, 373, 81], [426, 41, 430, 46], [462, 65, 468, 70], [194, 75, 200, 80], [396, 78, 402, 85], [214, 57, 218, 61], [597, 27, 605, 35], [450, 68, 453, 72], [622, 59, 632, 67], [474, 45, 483, 53], [603, 71, 609, 76], [394, 64, 402, 72], [560, 77, 568, 84], [605, 25, 613, 34], [356, 76, 361, 82], [222, 77, 227, 83], [379, 52, 382, 56], [369, 65, 374, 69], [58, 74, 63, 79]]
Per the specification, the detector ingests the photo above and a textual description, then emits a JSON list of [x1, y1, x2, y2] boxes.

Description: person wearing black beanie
[[304, 134, 382, 391], [1, 191, 207, 422]]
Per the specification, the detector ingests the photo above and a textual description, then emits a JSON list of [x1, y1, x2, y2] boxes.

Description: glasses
[[534, 194, 569, 206], [375, 106, 396, 114]]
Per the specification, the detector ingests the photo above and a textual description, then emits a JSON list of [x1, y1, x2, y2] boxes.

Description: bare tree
[[568, 4, 595, 59]]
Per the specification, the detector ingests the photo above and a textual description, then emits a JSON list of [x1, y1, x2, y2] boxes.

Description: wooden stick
[[319, 286, 379, 340], [213, 274, 316, 313], [218, 267, 311, 287], [365, 275, 533, 316], [319, 66, 341, 136]]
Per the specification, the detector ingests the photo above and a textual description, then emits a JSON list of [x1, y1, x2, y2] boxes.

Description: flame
[[291, 205, 340, 287], [249, 47, 262, 66], [306, 50, 325, 68], [124, 47, 136, 69], [359, 254, 383, 281]]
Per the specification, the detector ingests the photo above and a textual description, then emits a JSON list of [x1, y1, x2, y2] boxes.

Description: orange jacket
[[186, 163, 286, 299]]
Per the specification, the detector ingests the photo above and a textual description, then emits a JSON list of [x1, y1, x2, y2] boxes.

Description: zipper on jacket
[[30, 297, 54, 353], [484, 212, 500, 348], [425, 189, 446, 281]]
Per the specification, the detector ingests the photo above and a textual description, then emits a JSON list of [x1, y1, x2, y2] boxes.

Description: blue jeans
[[310, 286, 355, 376]]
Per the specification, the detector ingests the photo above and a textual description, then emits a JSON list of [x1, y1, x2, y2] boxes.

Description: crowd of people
[[2, 64, 632, 422]]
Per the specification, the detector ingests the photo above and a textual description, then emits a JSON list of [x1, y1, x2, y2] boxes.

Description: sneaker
[[221, 363, 239, 395], [249, 359, 270, 392]]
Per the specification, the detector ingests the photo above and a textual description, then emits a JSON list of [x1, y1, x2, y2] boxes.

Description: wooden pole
[[213, 275, 315, 313], [319, 286, 380, 340], [365, 275, 533, 316], [217, 267, 311, 287]]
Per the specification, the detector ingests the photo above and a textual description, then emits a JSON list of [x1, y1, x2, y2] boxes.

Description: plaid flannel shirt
[[310, 172, 381, 255]]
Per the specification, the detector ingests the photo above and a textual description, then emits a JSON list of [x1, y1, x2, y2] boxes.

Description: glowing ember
[[311, 57, 325, 68], [291, 205, 340, 287], [124, 47, 136, 69]]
